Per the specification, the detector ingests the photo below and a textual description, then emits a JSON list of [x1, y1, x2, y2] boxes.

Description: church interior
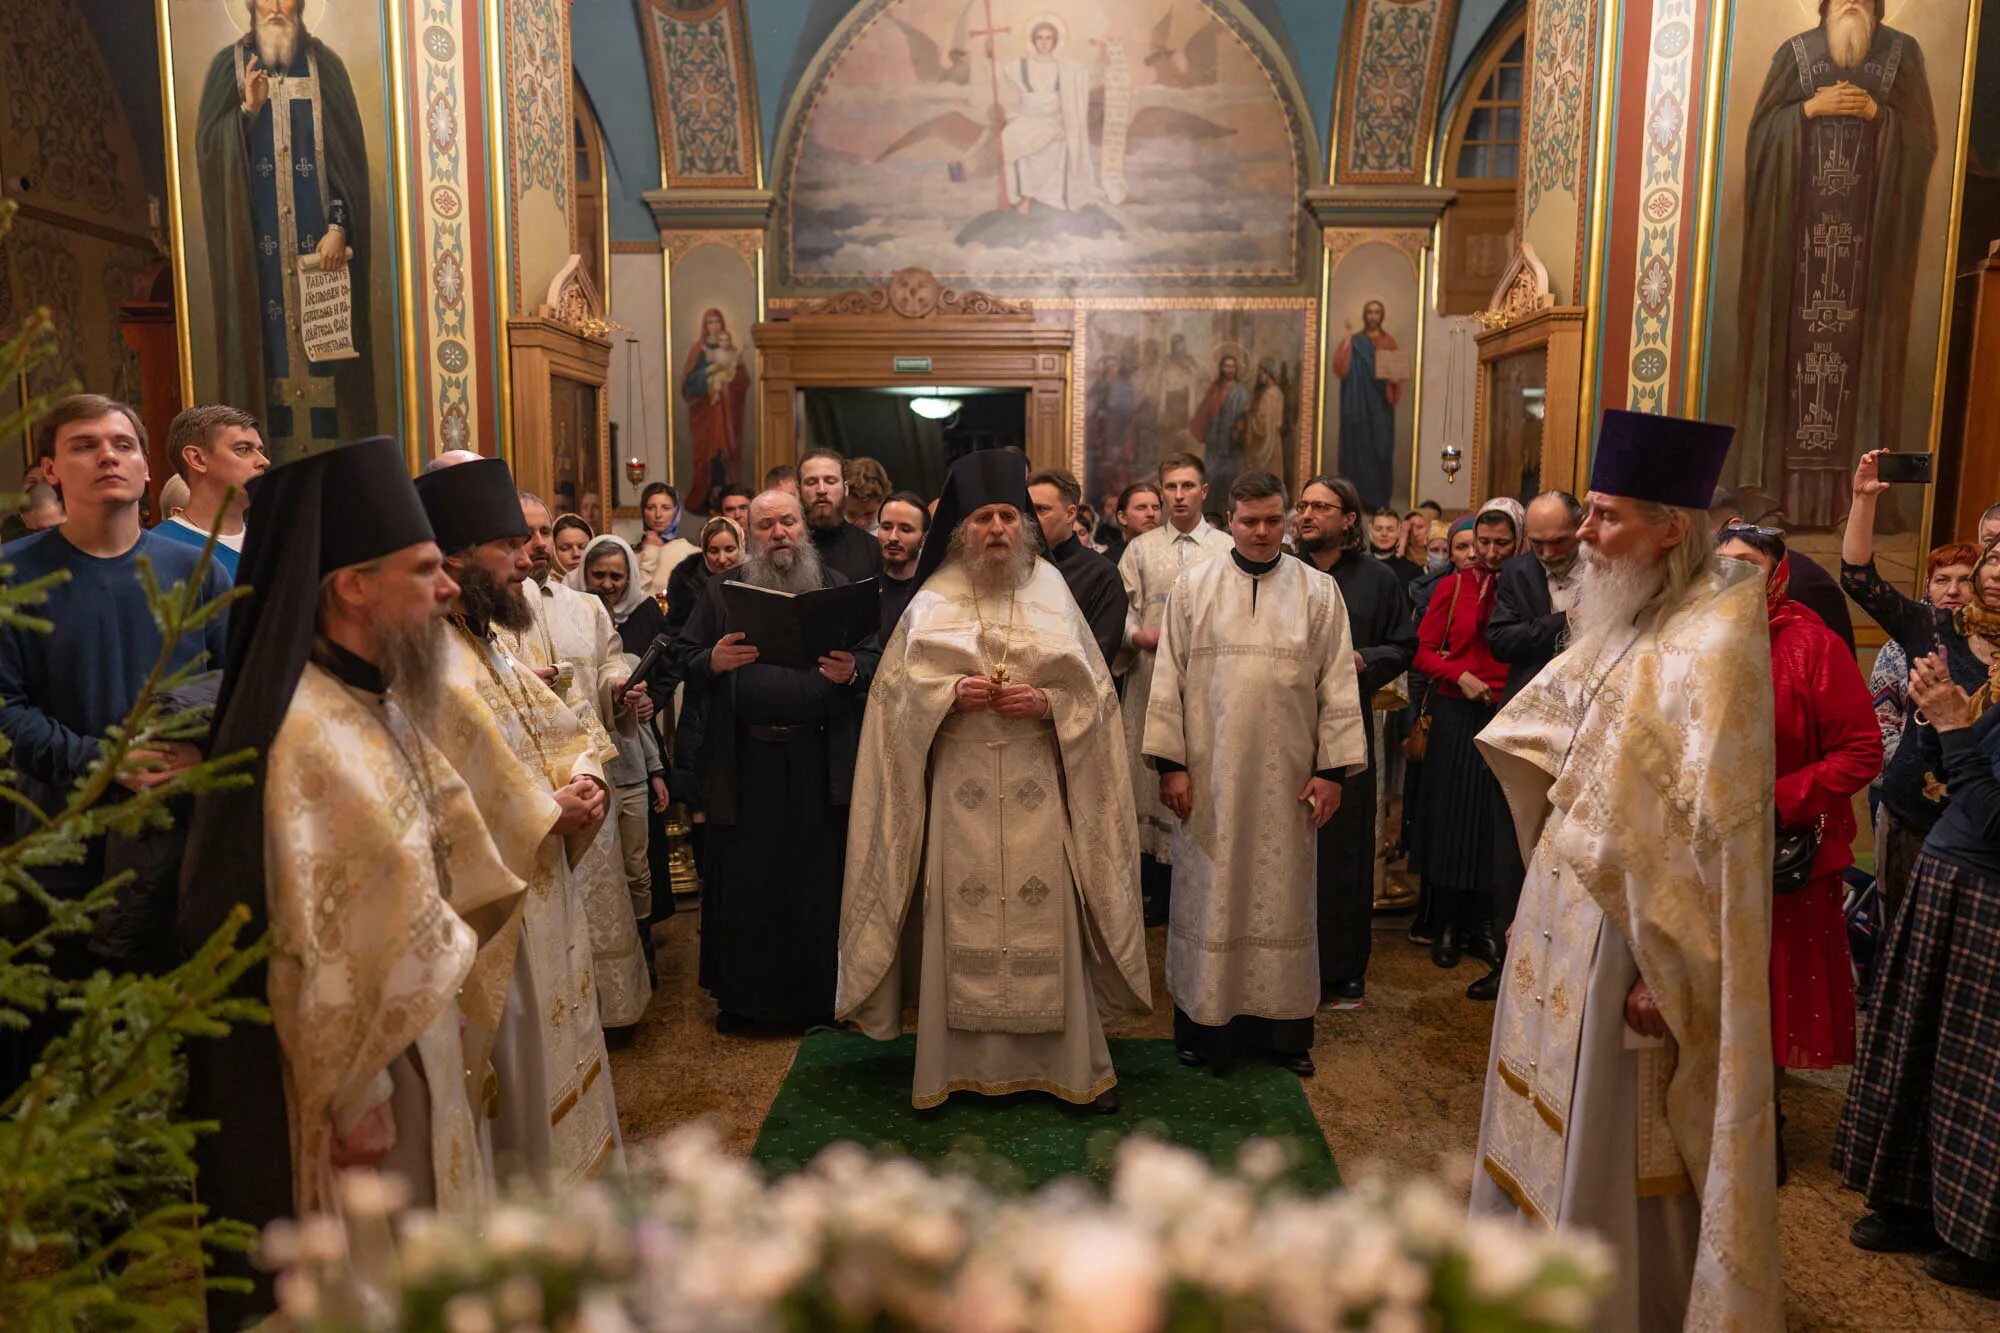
[[5, 0, 2000, 1328]]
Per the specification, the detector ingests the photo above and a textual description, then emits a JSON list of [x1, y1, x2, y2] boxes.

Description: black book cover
[[720, 577, 879, 670]]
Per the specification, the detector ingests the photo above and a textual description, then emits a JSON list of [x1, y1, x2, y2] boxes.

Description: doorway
[[800, 387, 1028, 501]]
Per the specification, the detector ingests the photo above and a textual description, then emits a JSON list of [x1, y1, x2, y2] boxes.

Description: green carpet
[[750, 1031, 1338, 1192]]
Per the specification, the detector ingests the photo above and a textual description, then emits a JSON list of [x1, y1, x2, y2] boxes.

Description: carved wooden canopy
[[795, 267, 1033, 320], [1477, 242, 1554, 331]]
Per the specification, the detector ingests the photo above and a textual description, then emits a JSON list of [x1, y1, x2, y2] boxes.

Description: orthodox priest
[[503, 492, 653, 1031], [179, 438, 524, 1327], [1145, 471, 1366, 1076], [1733, 0, 1937, 525], [410, 457, 622, 1183], [839, 451, 1150, 1110], [1470, 410, 1781, 1331], [195, 0, 375, 457], [670, 488, 876, 1030], [1117, 453, 1232, 922]]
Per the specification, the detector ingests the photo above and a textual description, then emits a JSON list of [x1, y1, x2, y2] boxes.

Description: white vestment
[[502, 578, 653, 1027], [415, 623, 623, 1183], [264, 662, 526, 1220], [1001, 54, 1097, 211], [1117, 520, 1233, 861], [1143, 555, 1367, 1024], [1470, 569, 1783, 1332], [839, 557, 1150, 1106]]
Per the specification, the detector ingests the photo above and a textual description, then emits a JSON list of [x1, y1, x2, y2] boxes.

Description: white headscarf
[[566, 533, 649, 623], [1475, 495, 1526, 540]]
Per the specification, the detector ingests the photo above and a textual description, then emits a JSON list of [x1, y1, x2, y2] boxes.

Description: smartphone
[[1875, 452, 1933, 484]]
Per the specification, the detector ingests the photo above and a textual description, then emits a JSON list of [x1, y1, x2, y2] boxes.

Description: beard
[[255, 15, 299, 69], [950, 524, 1036, 591], [378, 616, 446, 717], [1825, 5, 1874, 69], [805, 499, 843, 532], [739, 539, 826, 594], [1566, 546, 1668, 650], [458, 560, 535, 632]]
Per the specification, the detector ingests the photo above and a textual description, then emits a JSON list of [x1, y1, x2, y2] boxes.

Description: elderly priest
[[1144, 470, 1367, 1078], [410, 456, 623, 1183], [839, 451, 1150, 1111], [1470, 410, 1781, 1331], [179, 437, 527, 1327]]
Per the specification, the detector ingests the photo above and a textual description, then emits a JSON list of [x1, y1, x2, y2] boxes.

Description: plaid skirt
[[1832, 851, 2000, 1260]]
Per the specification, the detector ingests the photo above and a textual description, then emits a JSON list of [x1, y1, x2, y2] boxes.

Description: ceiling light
[[909, 396, 962, 420]]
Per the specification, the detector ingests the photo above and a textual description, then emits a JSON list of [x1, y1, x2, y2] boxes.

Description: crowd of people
[[5, 387, 2000, 1326]]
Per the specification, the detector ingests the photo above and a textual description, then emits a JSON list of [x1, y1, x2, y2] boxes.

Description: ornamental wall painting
[[1074, 302, 1312, 515], [1324, 240, 1422, 514], [1703, 0, 1974, 534], [668, 244, 758, 510], [777, 0, 1308, 292], [159, 0, 404, 461]]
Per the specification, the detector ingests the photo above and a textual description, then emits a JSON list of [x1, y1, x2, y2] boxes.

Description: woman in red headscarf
[[1715, 523, 1882, 1176]]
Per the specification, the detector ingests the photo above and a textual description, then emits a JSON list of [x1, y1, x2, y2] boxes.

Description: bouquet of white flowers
[[269, 1125, 1611, 1333]]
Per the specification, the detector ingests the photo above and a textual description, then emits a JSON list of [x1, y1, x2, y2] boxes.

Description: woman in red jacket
[[1716, 524, 1882, 1175], [1411, 497, 1520, 988]]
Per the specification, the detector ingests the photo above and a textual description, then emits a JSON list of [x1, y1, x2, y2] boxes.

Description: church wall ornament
[[1517, 0, 1595, 284], [1332, 0, 1461, 186], [638, 0, 761, 190], [1322, 232, 1427, 511], [769, 0, 1313, 294], [1692, 0, 1976, 547], [156, 0, 406, 463], [503, 0, 574, 312], [1068, 297, 1316, 507]]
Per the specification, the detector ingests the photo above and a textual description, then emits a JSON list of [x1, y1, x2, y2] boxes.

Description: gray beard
[[950, 525, 1036, 592], [740, 541, 825, 594], [1565, 548, 1667, 651], [1826, 9, 1874, 69], [378, 618, 446, 718], [255, 20, 298, 69]]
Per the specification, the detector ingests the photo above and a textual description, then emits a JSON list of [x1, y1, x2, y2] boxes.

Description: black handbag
[[1772, 816, 1825, 895]]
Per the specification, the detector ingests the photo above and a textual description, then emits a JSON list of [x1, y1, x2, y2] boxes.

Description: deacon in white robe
[[505, 493, 654, 1028], [839, 452, 1150, 1109], [412, 457, 624, 1184], [1116, 455, 1232, 914], [1143, 471, 1366, 1076], [1469, 413, 1782, 1332]]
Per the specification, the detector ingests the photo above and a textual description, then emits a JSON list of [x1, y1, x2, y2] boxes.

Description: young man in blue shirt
[[150, 403, 269, 577], [0, 395, 232, 1038]]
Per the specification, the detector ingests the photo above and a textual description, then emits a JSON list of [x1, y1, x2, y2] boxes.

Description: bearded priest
[[839, 450, 1149, 1111], [179, 438, 527, 1328], [1469, 410, 1781, 1331], [1143, 470, 1368, 1078], [410, 455, 623, 1184]]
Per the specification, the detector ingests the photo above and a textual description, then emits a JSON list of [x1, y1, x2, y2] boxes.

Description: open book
[[721, 577, 878, 670]]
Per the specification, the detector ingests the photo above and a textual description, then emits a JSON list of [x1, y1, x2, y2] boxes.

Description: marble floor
[[610, 906, 2000, 1331]]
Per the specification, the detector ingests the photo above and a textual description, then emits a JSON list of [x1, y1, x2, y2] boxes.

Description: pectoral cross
[[992, 663, 1011, 686], [971, 0, 1013, 211]]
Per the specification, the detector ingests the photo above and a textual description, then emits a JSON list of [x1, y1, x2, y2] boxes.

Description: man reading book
[[667, 489, 879, 1030]]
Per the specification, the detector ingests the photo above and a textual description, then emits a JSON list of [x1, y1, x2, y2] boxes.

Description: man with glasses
[[1293, 476, 1415, 1003]]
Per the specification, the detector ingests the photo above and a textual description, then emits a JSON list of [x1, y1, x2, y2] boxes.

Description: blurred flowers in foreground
[[273, 1124, 1611, 1333]]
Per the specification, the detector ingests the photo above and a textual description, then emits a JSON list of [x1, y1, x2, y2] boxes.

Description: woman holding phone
[[1841, 450, 2000, 930]]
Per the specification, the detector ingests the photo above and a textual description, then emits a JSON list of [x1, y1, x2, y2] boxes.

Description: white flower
[[1236, 1137, 1290, 1184], [296, 1214, 348, 1264], [1517, 1281, 1597, 1328], [1464, 1217, 1546, 1300], [441, 1292, 497, 1333], [484, 1203, 543, 1262], [1040, 1218, 1164, 1333]]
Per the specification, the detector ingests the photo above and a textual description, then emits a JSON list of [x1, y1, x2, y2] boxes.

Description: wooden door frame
[[753, 269, 1073, 474]]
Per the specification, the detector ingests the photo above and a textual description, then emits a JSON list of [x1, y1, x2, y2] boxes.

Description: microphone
[[617, 633, 673, 712]]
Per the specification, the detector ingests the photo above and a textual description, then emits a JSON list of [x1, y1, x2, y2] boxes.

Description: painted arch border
[[768, 0, 1324, 293]]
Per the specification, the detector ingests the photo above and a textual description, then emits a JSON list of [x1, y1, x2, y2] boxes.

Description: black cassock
[[1047, 534, 1126, 672], [669, 571, 878, 1025], [1304, 549, 1415, 993]]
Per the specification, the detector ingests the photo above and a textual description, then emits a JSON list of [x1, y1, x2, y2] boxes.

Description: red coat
[[1770, 603, 1882, 878], [1415, 567, 1508, 695]]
